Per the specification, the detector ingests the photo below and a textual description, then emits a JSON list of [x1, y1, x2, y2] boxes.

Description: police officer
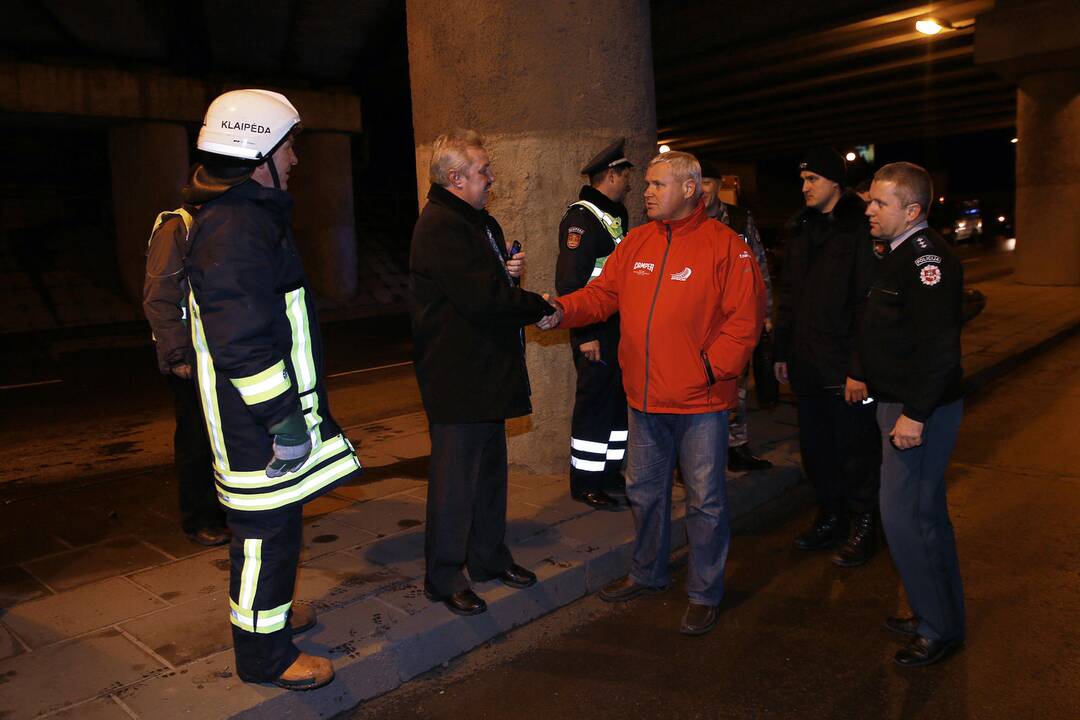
[[184, 90, 363, 690], [556, 139, 633, 511], [859, 161, 965, 667], [699, 160, 773, 473]]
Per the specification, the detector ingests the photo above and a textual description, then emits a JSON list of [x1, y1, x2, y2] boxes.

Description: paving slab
[[0, 565, 49, 608], [301, 515, 379, 562], [47, 695, 133, 719], [22, 536, 172, 592], [0, 628, 165, 719], [1, 577, 166, 650], [121, 591, 232, 667], [127, 549, 230, 605], [333, 477, 425, 503], [116, 650, 270, 720], [294, 551, 410, 612], [356, 530, 426, 580], [332, 496, 427, 538], [0, 623, 22, 662]]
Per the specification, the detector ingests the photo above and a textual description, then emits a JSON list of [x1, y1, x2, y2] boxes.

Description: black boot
[[831, 512, 878, 567], [794, 512, 847, 551], [727, 445, 773, 472]]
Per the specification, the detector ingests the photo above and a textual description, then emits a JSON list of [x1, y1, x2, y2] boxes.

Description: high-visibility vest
[[569, 200, 625, 282]]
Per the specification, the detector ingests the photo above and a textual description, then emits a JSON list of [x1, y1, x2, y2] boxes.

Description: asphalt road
[[343, 332, 1080, 720]]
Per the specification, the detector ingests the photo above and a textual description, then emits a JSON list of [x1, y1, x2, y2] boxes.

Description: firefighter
[[184, 89, 362, 690], [555, 139, 634, 511]]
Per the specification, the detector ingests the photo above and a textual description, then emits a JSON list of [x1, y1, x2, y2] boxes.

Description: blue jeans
[[626, 409, 731, 605]]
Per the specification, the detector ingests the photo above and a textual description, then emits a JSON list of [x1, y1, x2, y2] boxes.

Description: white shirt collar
[[889, 220, 929, 251]]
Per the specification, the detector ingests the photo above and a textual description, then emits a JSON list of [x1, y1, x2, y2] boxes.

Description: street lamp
[[845, 151, 857, 162], [916, 17, 975, 35], [658, 144, 671, 154]]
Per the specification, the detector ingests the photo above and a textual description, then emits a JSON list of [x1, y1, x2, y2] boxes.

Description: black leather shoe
[[572, 490, 627, 512], [884, 616, 920, 637], [894, 635, 963, 667], [794, 512, 847, 551], [186, 527, 231, 547], [494, 563, 537, 589], [727, 445, 773, 472], [599, 576, 667, 602], [424, 587, 487, 616], [831, 512, 878, 567], [680, 603, 720, 635]]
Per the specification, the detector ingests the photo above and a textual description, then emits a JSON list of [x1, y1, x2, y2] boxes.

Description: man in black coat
[[555, 138, 633, 511], [859, 162, 965, 668], [774, 148, 881, 568], [410, 129, 556, 616]]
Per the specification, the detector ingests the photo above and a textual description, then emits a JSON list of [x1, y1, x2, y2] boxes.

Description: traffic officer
[[556, 138, 633, 511], [858, 161, 965, 668], [184, 89, 363, 690], [699, 159, 773, 473]]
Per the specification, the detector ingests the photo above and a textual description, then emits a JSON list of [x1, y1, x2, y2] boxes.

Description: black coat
[[774, 191, 875, 394], [856, 226, 964, 422], [555, 185, 628, 359], [409, 184, 555, 424]]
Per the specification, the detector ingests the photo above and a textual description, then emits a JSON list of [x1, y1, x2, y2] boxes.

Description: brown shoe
[[679, 603, 720, 636], [289, 604, 317, 634], [273, 652, 334, 691]]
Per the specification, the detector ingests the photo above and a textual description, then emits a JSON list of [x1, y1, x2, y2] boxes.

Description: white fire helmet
[[197, 89, 300, 161]]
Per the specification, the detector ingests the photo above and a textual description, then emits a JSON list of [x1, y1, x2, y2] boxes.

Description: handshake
[[537, 293, 563, 330]]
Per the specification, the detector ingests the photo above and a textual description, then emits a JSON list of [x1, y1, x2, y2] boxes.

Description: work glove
[[266, 411, 312, 478]]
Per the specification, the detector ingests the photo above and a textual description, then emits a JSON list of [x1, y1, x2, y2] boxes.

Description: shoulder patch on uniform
[[914, 254, 942, 267], [566, 227, 584, 249], [919, 264, 942, 286], [913, 235, 932, 250]]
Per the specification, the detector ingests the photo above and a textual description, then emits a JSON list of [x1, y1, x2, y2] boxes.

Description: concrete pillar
[[406, 0, 658, 473], [290, 131, 359, 304], [1014, 72, 1080, 285], [108, 122, 188, 304], [975, 0, 1080, 286]]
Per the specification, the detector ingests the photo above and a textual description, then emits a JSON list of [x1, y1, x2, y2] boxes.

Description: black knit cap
[[699, 158, 723, 180], [799, 147, 846, 185]]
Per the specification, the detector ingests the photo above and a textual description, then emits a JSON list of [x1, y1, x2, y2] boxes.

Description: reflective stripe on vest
[[570, 200, 624, 283]]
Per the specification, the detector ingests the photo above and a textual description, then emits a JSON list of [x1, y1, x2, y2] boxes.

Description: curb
[[963, 319, 1080, 396], [225, 464, 803, 718]]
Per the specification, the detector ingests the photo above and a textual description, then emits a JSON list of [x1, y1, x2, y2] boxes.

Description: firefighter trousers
[[227, 506, 303, 683]]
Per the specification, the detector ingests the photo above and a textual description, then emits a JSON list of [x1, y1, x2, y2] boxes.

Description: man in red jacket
[[541, 151, 764, 635]]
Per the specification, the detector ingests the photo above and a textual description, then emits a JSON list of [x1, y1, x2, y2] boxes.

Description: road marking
[[0, 379, 63, 390], [328, 360, 413, 378]]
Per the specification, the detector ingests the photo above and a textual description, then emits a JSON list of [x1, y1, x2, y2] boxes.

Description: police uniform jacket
[[183, 172, 361, 515], [855, 226, 963, 422], [774, 191, 875, 394], [410, 184, 555, 424], [555, 185, 628, 360]]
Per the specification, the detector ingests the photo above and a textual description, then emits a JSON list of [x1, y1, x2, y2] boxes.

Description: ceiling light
[[1011, 137, 1019, 144], [916, 18, 948, 34], [658, 144, 671, 154], [845, 152, 857, 162]]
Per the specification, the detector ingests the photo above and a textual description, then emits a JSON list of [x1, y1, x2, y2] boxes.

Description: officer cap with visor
[[581, 138, 634, 177]]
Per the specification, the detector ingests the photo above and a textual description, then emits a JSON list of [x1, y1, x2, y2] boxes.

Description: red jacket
[[558, 201, 765, 414]]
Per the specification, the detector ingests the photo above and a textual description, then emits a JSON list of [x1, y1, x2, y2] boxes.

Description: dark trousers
[[569, 350, 629, 496], [878, 400, 965, 642], [169, 374, 226, 534], [425, 421, 514, 596], [796, 393, 881, 517], [228, 506, 302, 682]]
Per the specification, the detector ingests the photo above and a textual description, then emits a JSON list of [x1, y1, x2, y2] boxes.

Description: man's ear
[[907, 202, 923, 223], [684, 179, 697, 200]]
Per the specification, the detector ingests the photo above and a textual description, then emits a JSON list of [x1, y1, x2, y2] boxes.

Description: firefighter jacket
[[855, 226, 964, 422], [143, 208, 196, 374], [410, 183, 556, 424], [774, 191, 875, 395], [557, 201, 765, 414], [555, 185, 629, 359], [182, 171, 361, 514]]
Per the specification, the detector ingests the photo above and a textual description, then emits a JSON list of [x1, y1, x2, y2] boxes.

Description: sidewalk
[[1, 274, 1077, 719]]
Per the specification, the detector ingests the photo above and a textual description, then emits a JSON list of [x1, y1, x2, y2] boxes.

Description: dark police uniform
[[856, 222, 965, 644], [556, 139, 632, 501]]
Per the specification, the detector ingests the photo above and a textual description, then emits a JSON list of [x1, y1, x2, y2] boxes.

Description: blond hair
[[430, 129, 485, 187], [649, 151, 702, 193], [874, 162, 933, 216]]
